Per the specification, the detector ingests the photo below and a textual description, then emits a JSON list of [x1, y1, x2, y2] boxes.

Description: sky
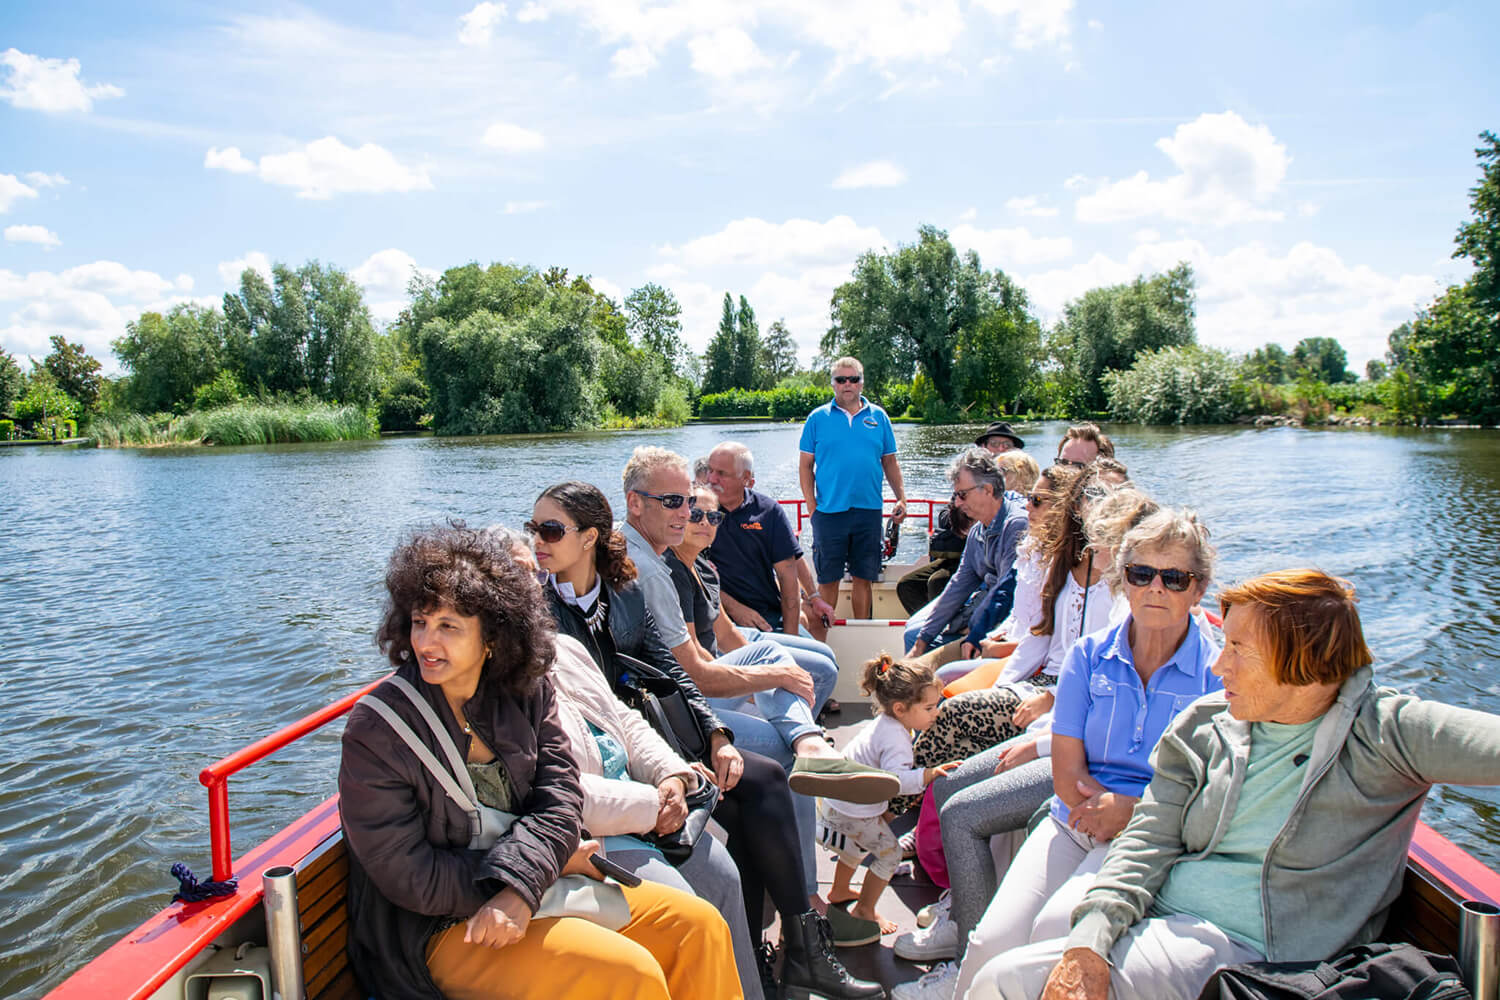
[[2, 0, 1497, 375]]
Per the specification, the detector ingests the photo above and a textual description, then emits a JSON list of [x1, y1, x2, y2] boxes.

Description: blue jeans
[[904, 595, 963, 653], [738, 627, 839, 716], [709, 638, 823, 896]]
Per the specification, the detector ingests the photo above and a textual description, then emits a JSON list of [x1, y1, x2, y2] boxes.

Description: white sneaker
[[893, 911, 959, 961], [916, 888, 950, 928], [892, 961, 959, 1000]]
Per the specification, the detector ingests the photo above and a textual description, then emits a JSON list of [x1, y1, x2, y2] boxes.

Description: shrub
[[698, 388, 772, 418], [1104, 345, 1247, 424], [0, 419, 11, 440], [88, 402, 377, 447], [879, 382, 913, 418], [768, 386, 827, 421], [192, 369, 245, 411], [377, 366, 430, 432], [654, 383, 691, 425]]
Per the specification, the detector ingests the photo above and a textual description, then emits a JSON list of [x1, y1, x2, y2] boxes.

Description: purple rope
[[171, 862, 238, 902]]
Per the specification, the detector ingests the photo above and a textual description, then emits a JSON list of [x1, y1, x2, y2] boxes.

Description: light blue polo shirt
[[797, 396, 897, 514], [1049, 615, 1222, 825]]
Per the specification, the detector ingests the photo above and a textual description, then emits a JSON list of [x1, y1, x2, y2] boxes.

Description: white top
[[1000, 571, 1126, 684], [997, 549, 1047, 642], [829, 713, 925, 820]]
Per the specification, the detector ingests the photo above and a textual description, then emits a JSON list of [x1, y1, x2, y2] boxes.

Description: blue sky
[[2, 0, 1497, 374]]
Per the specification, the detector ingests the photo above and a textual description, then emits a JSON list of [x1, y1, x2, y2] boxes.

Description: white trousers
[[965, 911, 1262, 1000]]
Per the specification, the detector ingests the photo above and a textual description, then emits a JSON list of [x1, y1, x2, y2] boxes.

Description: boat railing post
[[262, 865, 306, 1000], [1460, 899, 1500, 1000]]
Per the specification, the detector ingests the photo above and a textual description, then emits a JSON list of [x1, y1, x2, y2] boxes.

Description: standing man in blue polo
[[798, 356, 907, 620]]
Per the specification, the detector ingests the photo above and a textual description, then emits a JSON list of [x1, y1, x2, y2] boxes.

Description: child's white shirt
[[829, 713, 926, 819]]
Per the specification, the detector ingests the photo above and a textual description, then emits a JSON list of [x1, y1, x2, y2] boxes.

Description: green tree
[[1290, 336, 1353, 384], [952, 273, 1044, 414], [1243, 343, 1290, 384], [734, 295, 763, 389], [1052, 263, 1197, 414], [624, 283, 686, 374], [0, 348, 22, 416], [43, 336, 103, 411], [1103, 345, 1246, 424], [760, 319, 799, 385], [114, 304, 225, 414], [701, 293, 739, 394], [14, 368, 81, 424], [1365, 359, 1388, 382]]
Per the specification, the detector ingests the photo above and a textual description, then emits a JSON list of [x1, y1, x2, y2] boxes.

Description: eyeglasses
[[832, 375, 863, 384], [688, 508, 726, 525], [1123, 564, 1198, 592], [1026, 492, 1047, 507], [524, 519, 580, 543], [632, 489, 697, 510], [1055, 458, 1087, 469], [952, 484, 989, 501]]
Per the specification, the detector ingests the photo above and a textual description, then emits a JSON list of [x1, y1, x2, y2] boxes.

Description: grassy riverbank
[[89, 402, 378, 447]]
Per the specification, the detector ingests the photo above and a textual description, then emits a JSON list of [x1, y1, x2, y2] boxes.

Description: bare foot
[[827, 891, 859, 907], [808, 894, 829, 915], [848, 905, 898, 934]]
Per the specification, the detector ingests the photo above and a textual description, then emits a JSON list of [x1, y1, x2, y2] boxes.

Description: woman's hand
[[710, 733, 744, 791], [1040, 948, 1111, 1000], [465, 887, 533, 949], [994, 738, 1040, 774], [980, 638, 1016, 659], [560, 837, 606, 880], [655, 776, 689, 835], [1013, 690, 1056, 728], [1069, 786, 1138, 841]]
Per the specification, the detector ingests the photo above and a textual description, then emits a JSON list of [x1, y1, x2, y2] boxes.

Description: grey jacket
[[1068, 666, 1500, 963], [915, 493, 1027, 644]]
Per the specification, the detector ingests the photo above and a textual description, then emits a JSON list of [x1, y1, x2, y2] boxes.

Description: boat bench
[[297, 834, 361, 1000]]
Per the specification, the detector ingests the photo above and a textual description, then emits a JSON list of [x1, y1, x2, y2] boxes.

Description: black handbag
[[643, 778, 721, 866], [614, 654, 709, 763], [1194, 943, 1468, 1000]]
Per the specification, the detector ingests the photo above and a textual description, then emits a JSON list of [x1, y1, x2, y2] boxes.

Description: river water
[[2, 421, 1498, 996]]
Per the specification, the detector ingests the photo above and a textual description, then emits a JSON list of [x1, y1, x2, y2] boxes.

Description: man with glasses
[[905, 447, 1028, 658], [1057, 422, 1115, 467], [798, 356, 907, 620]]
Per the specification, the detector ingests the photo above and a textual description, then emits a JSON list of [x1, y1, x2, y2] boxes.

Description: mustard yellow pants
[[425, 878, 741, 1000]]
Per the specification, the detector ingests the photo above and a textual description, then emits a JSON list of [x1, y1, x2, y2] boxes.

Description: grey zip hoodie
[[1067, 666, 1500, 963]]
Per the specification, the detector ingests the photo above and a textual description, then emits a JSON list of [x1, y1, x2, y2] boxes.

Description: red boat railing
[[198, 675, 388, 882], [778, 496, 943, 537]]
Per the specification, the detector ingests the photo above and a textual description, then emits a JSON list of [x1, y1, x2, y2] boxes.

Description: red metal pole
[[207, 779, 232, 883]]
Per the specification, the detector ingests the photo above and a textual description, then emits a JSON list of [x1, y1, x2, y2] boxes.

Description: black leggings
[[714, 749, 807, 930]]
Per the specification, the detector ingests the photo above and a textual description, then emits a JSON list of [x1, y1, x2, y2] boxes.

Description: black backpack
[[1196, 943, 1469, 1000]]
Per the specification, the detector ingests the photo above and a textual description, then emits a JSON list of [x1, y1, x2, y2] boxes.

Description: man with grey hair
[[905, 447, 1028, 657], [798, 356, 907, 619]]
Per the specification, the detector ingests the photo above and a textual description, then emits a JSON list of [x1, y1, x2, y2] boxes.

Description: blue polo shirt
[[1049, 615, 1222, 826], [798, 396, 897, 514], [706, 488, 802, 620]]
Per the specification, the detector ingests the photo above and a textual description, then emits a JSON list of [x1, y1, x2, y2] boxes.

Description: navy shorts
[[811, 508, 883, 584]]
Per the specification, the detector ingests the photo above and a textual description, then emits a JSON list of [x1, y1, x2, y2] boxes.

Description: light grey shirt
[[620, 520, 691, 649]]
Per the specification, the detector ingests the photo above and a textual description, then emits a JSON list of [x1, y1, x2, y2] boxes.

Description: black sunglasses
[[1026, 492, 1047, 506], [1123, 564, 1198, 592], [688, 508, 726, 525], [952, 484, 990, 501], [632, 489, 697, 510], [833, 375, 863, 384], [524, 519, 581, 543], [1056, 458, 1087, 468]]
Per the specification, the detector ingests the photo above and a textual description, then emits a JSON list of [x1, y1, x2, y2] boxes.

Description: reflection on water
[[1, 422, 1498, 996]]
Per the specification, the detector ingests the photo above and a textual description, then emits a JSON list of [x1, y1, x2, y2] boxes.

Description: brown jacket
[[338, 660, 583, 1000]]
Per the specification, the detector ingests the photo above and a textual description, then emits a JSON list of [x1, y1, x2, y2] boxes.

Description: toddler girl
[[818, 653, 959, 942]]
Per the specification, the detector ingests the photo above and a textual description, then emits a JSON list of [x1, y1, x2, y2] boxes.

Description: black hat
[[975, 421, 1024, 450]]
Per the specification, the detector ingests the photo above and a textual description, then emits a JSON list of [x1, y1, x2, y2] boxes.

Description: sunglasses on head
[[632, 489, 697, 510], [1123, 563, 1198, 592], [524, 519, 580, 543], [688, 507, 726, 525], [833, 375, 863, 384]]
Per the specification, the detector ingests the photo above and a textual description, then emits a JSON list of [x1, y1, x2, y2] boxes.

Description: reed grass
[[89, 403, 378, 447]]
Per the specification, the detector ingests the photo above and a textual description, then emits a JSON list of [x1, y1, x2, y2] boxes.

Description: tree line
[[2, 131, 1496, 441]]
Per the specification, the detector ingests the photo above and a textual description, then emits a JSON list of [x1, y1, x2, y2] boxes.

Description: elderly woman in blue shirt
[[944, 508, 1222, 1000]]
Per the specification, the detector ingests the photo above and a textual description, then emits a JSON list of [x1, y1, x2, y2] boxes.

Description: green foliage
[[0, 349, 21, 416], [1103, 345, 1245, 424], [115, 304, 226, 414], [14, 370, 80, 423], [376, 364, 429, 432], [698, 388, 772, 418], [701, 293, 768, 393], [1053, 263, 1197, 414], [952, 275, 1044, 415], [192, 369, 245, 411], [879, 382, 912, 418], [0, 419, 11, 440], [89, 402, 376, 447], [768, 386, 827, 421], [43, 336, 103, 411], [625, 283, 686, 375], [1243, 343, 1290, 384], [598, 342, 667, 418], [654, 383, 691, 425], [760, 320, 799, 385], [1365, 359, 1388, 382], [1290, 336, 1354, 383]]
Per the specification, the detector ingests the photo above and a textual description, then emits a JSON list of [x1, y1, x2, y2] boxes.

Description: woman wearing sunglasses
[[530, 481, 884, 1000], [943, 507, 1221, 1000]]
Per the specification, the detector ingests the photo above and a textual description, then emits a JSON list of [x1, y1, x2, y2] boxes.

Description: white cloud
[[1019, 238, 1438, 369], [23, 172, 68, 188], [688, 28, 771, 78], [352, 248, 438, 324], [4, 225, 61, 247], [658, 215, 886, 271], [1005, 195, 1058, 218], [589, 276, 624, 304], [1063, 173, 1088, 190], [0, 48, 124, 112], [1132, 228, 1161, 243], [206, 137, 433, 199], [973, 0, 1075, 51], [1074, 111, 1290, 226], [958, 206, 978, 221], [217, 251, 273, 287], [204, 146, 257, 173], [832, 160, 907, 189], [951, 224, 1072, 268], [610, 43, 658, 77], [459, 3, 508, 46], [481, 121, 546, 153], [504, 200, 551, 214], [1087, 18, 1103, 29], [0, 174, 40, 213], [517, 2, 549, 22], [0, 260, 191, 364]]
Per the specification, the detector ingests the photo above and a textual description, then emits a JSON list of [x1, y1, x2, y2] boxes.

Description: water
[[2, 421, 1498, 996]]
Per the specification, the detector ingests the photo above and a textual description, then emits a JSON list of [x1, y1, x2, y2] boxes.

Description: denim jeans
[[738, 627, 839, 716], [904, 595, 963, 653]]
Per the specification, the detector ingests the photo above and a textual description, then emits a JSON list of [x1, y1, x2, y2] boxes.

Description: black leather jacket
[[545, 580, 730, 764]]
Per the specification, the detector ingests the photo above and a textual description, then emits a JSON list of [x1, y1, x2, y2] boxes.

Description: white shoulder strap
[[358, 690, 478, 816], [383, 674, 483, 806]]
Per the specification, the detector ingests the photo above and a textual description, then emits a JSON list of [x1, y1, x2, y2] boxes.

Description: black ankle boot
[[757, 940, 781, 998], [780, 911, 885, 999]]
